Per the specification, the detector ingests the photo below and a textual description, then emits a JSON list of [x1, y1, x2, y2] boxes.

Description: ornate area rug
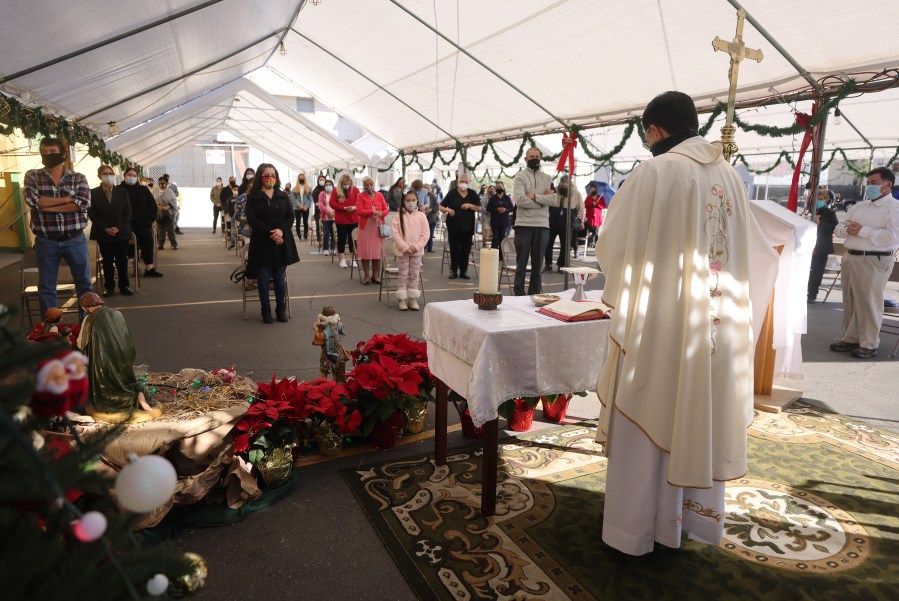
[[342, 402, 899, 600]]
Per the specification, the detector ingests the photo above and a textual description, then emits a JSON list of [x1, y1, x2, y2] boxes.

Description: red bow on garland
[[556, 132, 578, 174], [787, 103, 819, 213]]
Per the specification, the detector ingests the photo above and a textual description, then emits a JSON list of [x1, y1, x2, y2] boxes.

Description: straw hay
[[145, 369, 257, 422]]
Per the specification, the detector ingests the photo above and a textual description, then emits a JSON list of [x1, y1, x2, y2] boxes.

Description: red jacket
[[355, 191, 388, 230], [329, 186, 360, 225], [585, 194, 606, 227]]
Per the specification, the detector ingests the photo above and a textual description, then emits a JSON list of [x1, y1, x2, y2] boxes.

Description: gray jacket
[[512, 166, 559, 228]]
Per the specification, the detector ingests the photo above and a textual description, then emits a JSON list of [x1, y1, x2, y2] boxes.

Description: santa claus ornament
[[31, 359, 69, 417]]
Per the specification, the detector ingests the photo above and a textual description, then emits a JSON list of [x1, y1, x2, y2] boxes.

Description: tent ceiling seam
[[76, 29, 287, 122], [387, 0, 569, 130], [289, 28, 459, 144], [0, 0, 227, 85]]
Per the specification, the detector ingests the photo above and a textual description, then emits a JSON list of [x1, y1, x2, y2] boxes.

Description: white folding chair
[[349, 227, 360, 279], [500, 237, 523, 295]]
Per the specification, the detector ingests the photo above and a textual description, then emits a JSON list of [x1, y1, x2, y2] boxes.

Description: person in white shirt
[[830, 167, 899, 359]]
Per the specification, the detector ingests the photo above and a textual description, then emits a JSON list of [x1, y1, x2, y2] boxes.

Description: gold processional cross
[[712, 8, 763, 161]]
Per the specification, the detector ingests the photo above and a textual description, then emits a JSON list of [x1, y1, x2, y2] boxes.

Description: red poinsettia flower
[[335, 409, 362, 434], [233, 432, 250, 453], [377, 355, 424, 396], [350, 362, 389, 394]]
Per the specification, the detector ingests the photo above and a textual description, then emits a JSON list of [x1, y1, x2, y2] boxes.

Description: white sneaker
[[339, 259, 348, 268]]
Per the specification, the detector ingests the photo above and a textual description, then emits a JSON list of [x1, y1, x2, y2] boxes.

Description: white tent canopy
[[1, 0, 898, 168], [104, 79, 370, 171]]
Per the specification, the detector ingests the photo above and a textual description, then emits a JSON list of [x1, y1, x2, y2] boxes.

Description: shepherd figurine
[[312, 305, 349, 382]]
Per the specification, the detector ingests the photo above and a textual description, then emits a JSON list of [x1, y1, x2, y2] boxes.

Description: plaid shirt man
[[24, 167, 91, 238]]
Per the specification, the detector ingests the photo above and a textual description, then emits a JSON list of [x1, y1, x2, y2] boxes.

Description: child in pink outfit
[[390, 192, 430, 310]]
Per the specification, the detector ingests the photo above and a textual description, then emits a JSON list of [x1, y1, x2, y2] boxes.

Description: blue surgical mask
[[816, 200, 825, 209], [865, 184, 883, 200]]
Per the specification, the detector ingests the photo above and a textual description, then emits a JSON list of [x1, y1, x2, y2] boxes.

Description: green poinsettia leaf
[[253, 433, 271, 449], [248, 449, 263, 464], [498, 399, 515, 421], [573, 390, 588, 397], [378, 403, 395, 422], [362, 416, 376, 438]]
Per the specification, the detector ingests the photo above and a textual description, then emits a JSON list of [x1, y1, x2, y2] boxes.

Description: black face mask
[[527, 158, 541, 170], [229, 180, 236, 186], [558, 186, 568, 197], [496, 189, 504, 195], [41, 152, 66, 168]]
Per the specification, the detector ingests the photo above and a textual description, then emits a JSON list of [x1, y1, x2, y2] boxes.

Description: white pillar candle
[[479, 248, 499, 294]]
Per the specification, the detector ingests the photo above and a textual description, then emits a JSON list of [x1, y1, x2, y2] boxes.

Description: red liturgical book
[[537, 300, 611, 322]]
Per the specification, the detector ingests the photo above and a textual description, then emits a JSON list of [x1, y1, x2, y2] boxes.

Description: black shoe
[[261, 306, 274, 324], [448, 272, 458, 280], [460, 273, 471, 280], [158, 246, 164, 250], [102, 288, 114, 298], [542, 265, 552, 273], [120, 287, 135, 296], [426, 249, 435, 253], [275, 305, 288, 323], [851, 347, 877, 359], [227, 245, 235, 250], [172, 245, 178, 250], [212, 229, 216, 234], [143, 268, 163, 278], [829, 340, 859, 352], [175, 228, 183, 234]]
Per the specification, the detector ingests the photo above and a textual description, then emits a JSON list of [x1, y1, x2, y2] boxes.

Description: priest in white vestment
[[595, 91, 778, 556]]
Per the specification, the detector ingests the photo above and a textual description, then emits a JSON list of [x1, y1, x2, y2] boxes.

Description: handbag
[[379, 223, 392, 238]]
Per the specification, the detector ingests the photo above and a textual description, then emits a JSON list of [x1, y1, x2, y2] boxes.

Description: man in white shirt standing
[[830, 167, 899, 359]]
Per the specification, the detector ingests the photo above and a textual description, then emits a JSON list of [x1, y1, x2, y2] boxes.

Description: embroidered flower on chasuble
[[705, 184, 731, 354]]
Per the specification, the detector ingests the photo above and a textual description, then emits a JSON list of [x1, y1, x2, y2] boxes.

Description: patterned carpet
[[342, 402, 899, 601]]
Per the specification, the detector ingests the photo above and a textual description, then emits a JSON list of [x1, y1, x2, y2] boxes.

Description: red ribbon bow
[[787, 105, 818, 213], [556, 132, 578, 174]]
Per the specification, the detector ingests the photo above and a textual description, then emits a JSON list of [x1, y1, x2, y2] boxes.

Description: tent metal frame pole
[[77, 29, 286, 122], [839, 112, 874, 149], [722, 0, 820, 91], [386, 0, 569, 129], [0, 0, 227, 85], [290, 30, 459, 145]]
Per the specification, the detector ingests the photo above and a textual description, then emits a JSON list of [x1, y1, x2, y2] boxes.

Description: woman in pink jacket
[[355, 176, 389, 285], [390, 191, 430, 310]]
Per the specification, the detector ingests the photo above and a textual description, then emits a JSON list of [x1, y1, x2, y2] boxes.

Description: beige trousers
[[839, 253, 893, 349]]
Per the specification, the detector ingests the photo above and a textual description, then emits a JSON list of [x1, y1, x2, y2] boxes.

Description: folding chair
[[500, 237, 522, 295], [349, 227, 360, 279], [378, 238, 426, 308], [21, 250, 80, 328], [880, 254, 899, 357], [241, 255, 292, 320], [439, 233, 479, 277], [821, 254, 842, 302]]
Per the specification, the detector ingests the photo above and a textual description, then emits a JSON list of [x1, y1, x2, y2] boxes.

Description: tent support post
[[806, 98, 830, 215]]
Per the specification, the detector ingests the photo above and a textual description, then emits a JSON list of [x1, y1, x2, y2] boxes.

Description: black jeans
[[808, 254, 829, 300], [448, 230, 473, 275], [295, 210, 309, 240], [213, 205, 221, 231], [513, 226, 548, 296], [133, 224, 155, 266], [545, 226, 578, 267], [336, 223, 357, 254], [98, 240, 130, 291]]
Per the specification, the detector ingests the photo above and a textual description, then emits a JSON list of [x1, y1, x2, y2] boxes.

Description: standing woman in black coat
[[808, 186, 839, 303], [120, 167, 162, 277], [245, 163, 299, 323]]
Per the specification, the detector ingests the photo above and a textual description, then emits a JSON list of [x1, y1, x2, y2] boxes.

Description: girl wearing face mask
[[807, 187, 839, 303], [439, 173, 480, 279], [391, 192, 430, 310], [120, 168, 163, 277], [318, 179, 336, 255], [238, 168, 255, 195], [355, 177, 389, 285], [291, 173, 313, 241], [311, 174, 327, 242], [487, 182, 514, 252], [244, 164, 299, 324], [329, 173, 360, 268]]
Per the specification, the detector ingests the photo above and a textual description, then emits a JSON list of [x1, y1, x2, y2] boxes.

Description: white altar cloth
[[423, 289, 609, 427]]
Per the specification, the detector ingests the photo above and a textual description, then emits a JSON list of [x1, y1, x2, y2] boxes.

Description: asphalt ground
[[2, 225, 896, 601]]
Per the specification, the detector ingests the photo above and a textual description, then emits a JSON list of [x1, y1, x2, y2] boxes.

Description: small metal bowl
[[530, 294, 561, 307]]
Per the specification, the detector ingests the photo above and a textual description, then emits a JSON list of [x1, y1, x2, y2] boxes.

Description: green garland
[[0, 93, 140, 172]]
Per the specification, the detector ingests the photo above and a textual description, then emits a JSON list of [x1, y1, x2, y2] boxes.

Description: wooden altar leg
[[435, 379, 447, 466], [481, 418, 498, 517]]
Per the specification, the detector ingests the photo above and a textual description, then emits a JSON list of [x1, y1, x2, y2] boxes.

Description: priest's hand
[[846, 221, 862, 236]]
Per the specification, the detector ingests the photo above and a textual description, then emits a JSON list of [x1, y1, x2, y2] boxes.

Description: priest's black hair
[[866, 166, 895, 184], [642, 91, 699, 137]]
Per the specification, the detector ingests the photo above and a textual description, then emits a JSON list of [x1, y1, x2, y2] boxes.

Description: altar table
[[423, 290, 609, 516]]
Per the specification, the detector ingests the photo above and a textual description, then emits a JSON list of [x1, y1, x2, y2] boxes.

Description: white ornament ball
[[146, 573, 169, 596], [115, 455, 177, 513], [72, 511, 107, 542]]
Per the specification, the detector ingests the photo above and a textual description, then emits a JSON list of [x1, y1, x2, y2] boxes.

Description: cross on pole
[[712, 8, 763, 161]]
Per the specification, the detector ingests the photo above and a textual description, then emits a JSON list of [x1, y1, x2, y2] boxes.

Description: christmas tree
[[0, 305, 192, 600]]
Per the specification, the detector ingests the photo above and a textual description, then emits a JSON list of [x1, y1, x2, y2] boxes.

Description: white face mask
[[404, 202, 417, 211], [101, 174, 115, 186], [318, 180, 325, 186], [458, 183, 469, 191], [246, 174, 254, 180], [342, 184, 350, 190], [325, 185, 333, 193], [124, 175, 137, 186]]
